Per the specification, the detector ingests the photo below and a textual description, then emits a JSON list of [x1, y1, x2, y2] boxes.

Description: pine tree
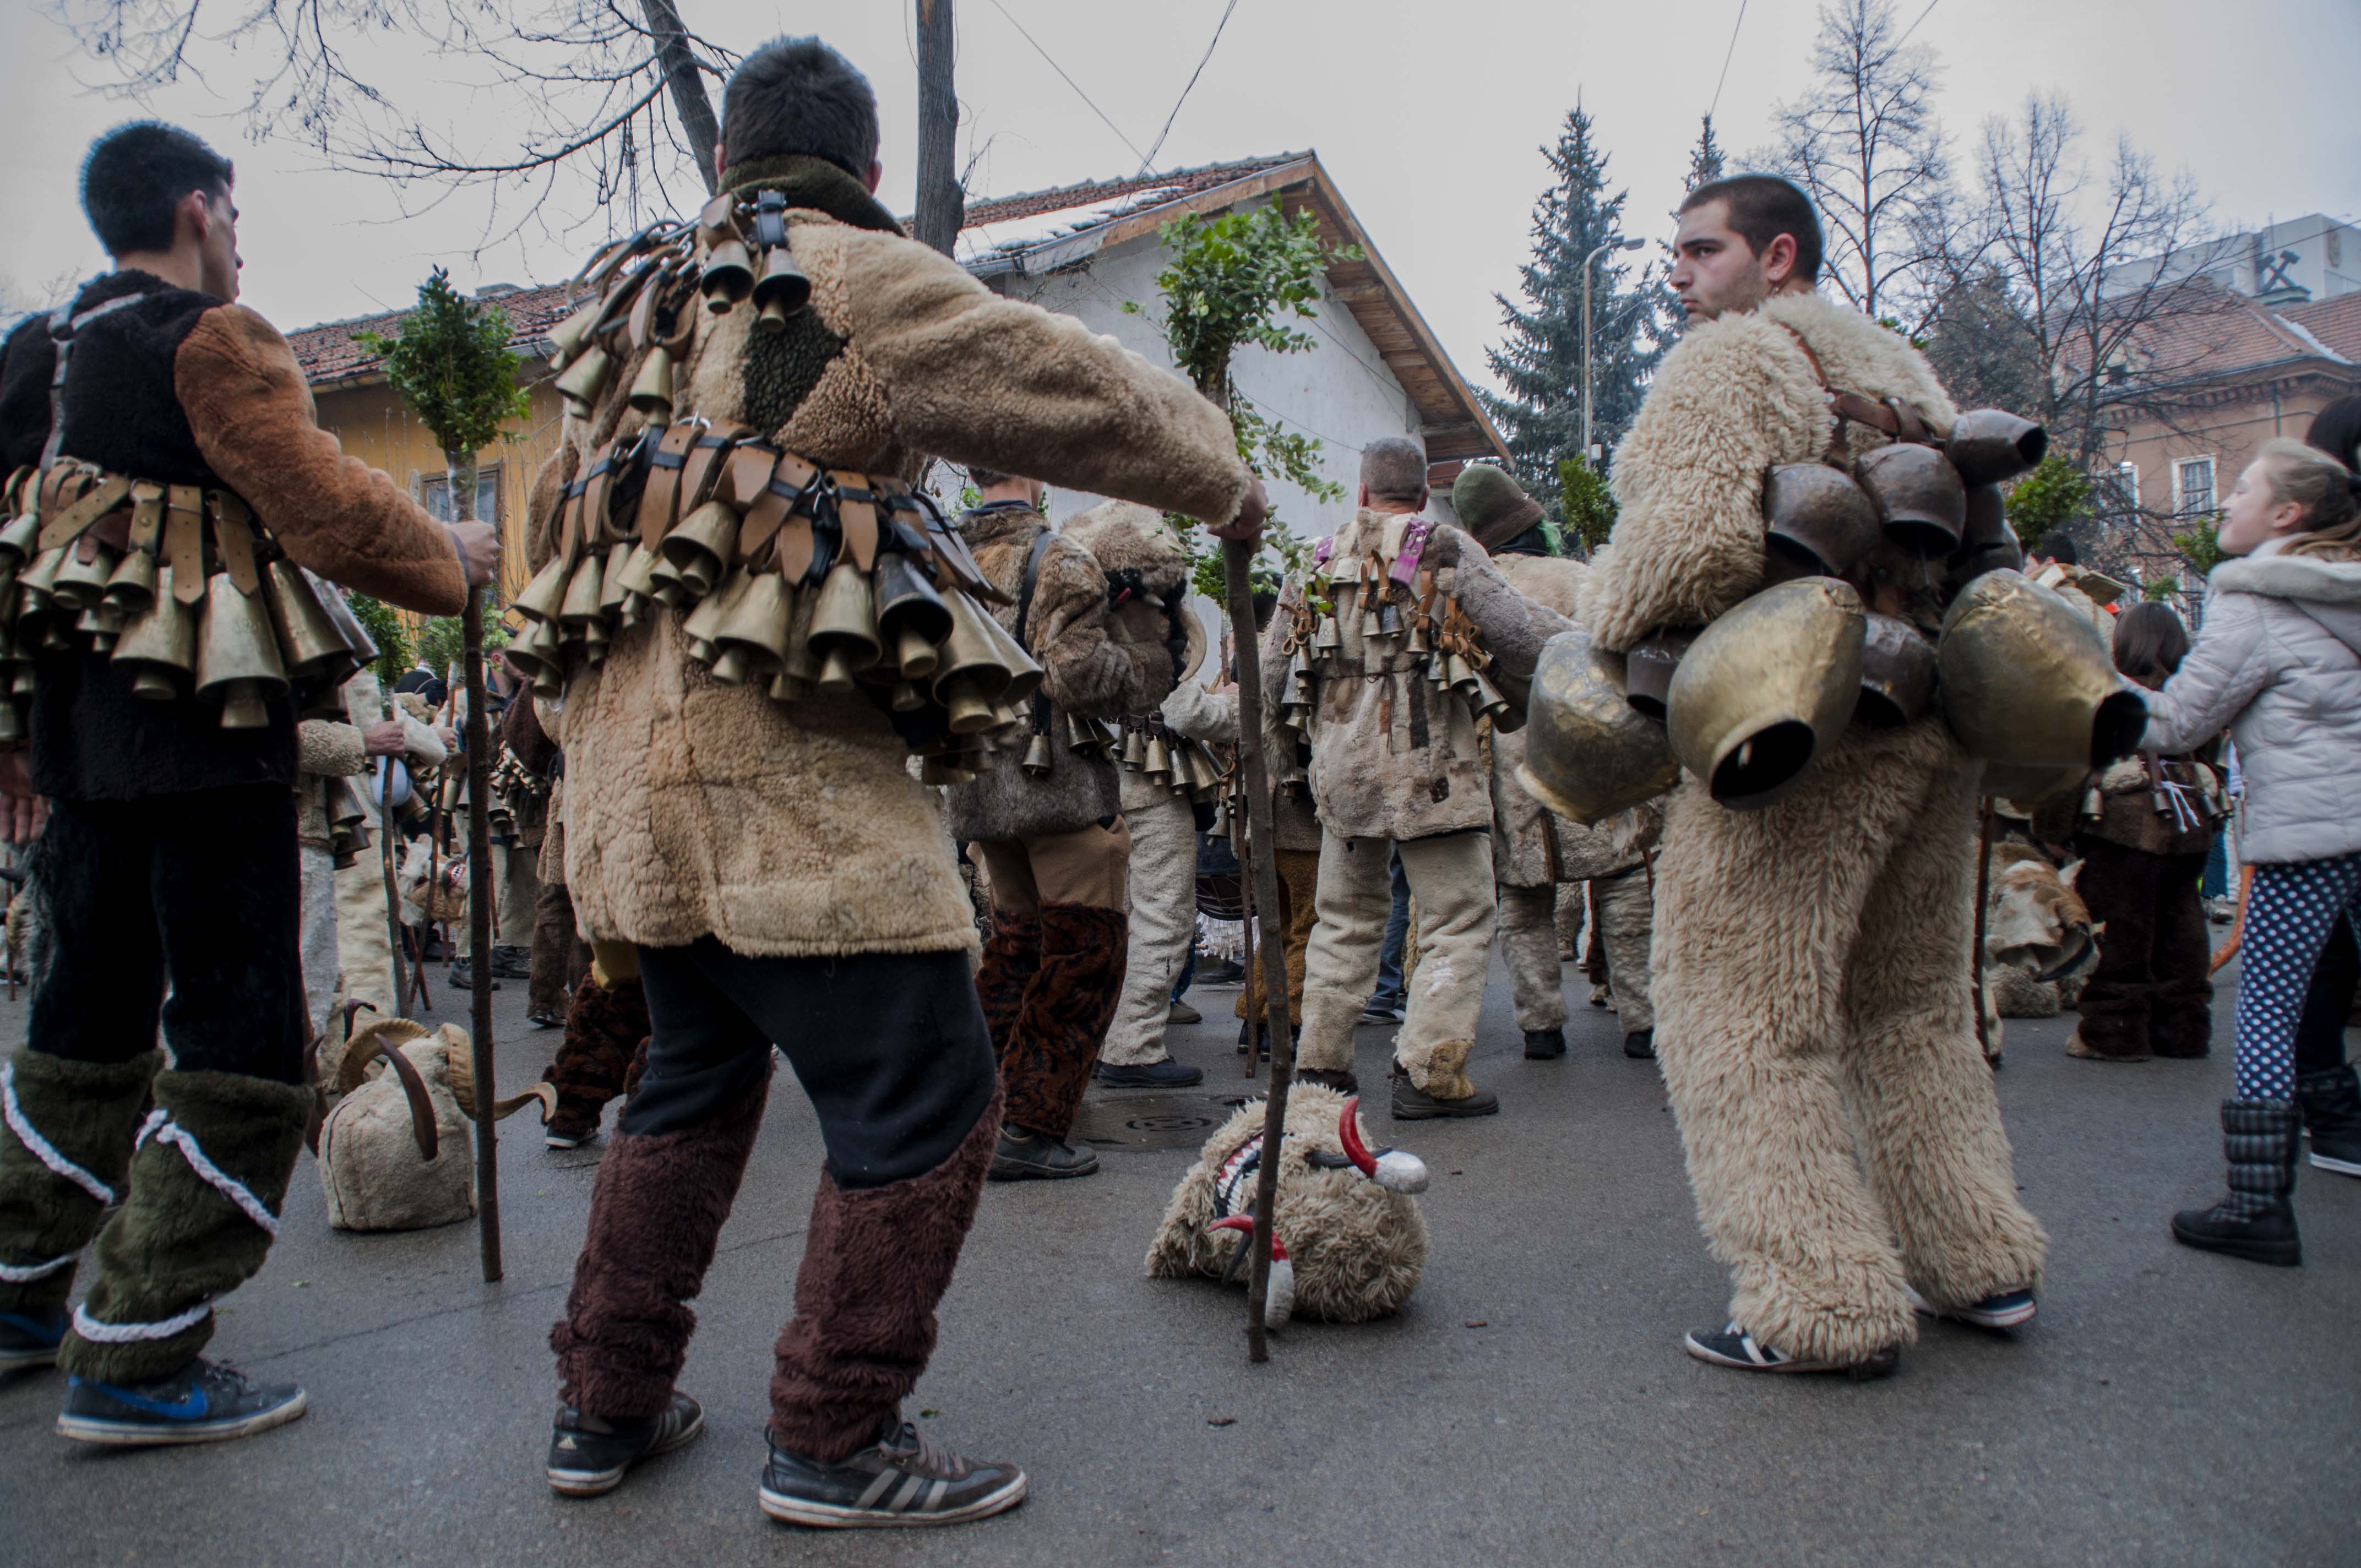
[[1687, 114, 1726, 192], [1481, 104, 1669, 510]]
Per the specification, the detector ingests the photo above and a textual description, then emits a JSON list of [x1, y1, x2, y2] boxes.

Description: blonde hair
[[2256, 437, 2361, 561]]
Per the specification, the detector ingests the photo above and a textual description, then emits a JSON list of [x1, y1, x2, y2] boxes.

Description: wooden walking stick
[[461, 590, 503, 1283], [1231, 767, 1263, 1080], [376, 739, 414, 1019], [1972, 802, 1995, 1064]]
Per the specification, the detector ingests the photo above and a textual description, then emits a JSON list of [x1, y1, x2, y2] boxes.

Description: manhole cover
[[1069, 1092, 1250, 1150]]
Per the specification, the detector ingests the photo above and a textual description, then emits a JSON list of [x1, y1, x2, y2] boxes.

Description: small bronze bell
[[807, 559, 882, 675], [580, 616, 611, 666], [661, 500, 739, 602], [1855, 612, 1939, 728], [931, 591, 1014, 707], [1123, 726, 1149, 769], [701, 239, 755, 312], [558, 551, 606, 633], [678, 569, 751, 666], [553, 345, 613, 420], [626, 346, 675, 420], [1021, 730, 1055, 778], [598, 541, 636, 623], [1144, 734, 1173, 782], [513, 554, 572, 624], [750, 243, 811, 333], [713, 571, 796, 680], [890, 680, 926, 712], [194, 574, 291, 729], [940, 674, 1000, 735]]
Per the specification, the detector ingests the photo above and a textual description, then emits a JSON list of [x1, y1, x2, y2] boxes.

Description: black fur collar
[[715, 155, 902, 236]]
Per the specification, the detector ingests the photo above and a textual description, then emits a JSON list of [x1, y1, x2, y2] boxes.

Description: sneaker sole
[[58, 1389, 308, 1446], [759, 1471, 1027, 1529], [1906, 1288, 2036, 1330], [547, 1407, 706, 1497], [1683, 1336, 1899, 1379], [1389, 1101, 1500, 1120], [2309, 1151, 2361, 1177], [986, 1156, 1099, 1182], [545, 1133, 590, 1150]]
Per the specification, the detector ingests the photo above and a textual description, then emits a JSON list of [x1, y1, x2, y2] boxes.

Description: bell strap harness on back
[[1771, 320, 1941, 464], [1011, 527, 1055, 738], [39, 290, 150, 475]]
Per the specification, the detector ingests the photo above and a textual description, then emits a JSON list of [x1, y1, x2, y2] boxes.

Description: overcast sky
[[5, 0, 2357, 402]]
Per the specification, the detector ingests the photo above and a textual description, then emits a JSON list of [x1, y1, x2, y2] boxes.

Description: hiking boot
[[1293, 1068, 1359, 1095], [546, 1392, 705, 1497], [987, 1126, 1098, 1182], [1391, 1081, 1500, 1120], [491, 944, 534, 980], [2172, 1098, 2302, 1266], [58, 1358, 307, 1446], [1683, 1322, 1899, 1379], [1623, 1028, 1656, 1060], [1523, 1027, 1566, 1060], [446, 958, 500, 992], [1094, 1058, 1204, 1089], [1906, 1284, 2037, 1330], [1196, 959, 1245, 985], [0, 1310, 64, 1373], [759, 1411, 1026, 1528], [2298, 1066, 2361, 1177], [1167, 999, 1203, 1025]]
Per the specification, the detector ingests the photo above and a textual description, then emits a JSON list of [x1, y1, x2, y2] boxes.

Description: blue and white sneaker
[[1906, 1284, 2036, 1330], [57, 1358, 307, 1446], [0, 1310, 65, 1372], [1684, 1321, 1898, 1378]]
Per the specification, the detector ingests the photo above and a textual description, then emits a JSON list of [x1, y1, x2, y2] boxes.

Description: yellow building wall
[[311, 377, 568, 623]]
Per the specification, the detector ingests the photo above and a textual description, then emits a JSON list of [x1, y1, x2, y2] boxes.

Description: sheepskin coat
[[1266, 510, 1572, 843], [1580, 291, 1959, 652], [529, 156, 1249, 960], [1144, 674, 1323, 851], [2140, 552, 2361, 865], [945, 500, 1185, 844]]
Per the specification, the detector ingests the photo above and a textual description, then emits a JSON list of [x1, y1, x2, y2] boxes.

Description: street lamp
[[1581, 237, 1649, 471]]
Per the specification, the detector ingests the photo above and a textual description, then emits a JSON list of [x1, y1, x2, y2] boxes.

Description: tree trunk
[[640, 0, 721, 195], [912, 0, 964, 256]]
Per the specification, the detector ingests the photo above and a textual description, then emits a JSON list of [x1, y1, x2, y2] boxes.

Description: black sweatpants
[[630, 939, 998, 1189], [27, 785, 304, 1084], [2295, 915, 2358, 1076]]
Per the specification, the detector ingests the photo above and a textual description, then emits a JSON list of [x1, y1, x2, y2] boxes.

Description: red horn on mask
[[1209, 1213, 1287, 1261], [1338, 1095, 1378, 1176], [1338, 1094, 1433, 1194]]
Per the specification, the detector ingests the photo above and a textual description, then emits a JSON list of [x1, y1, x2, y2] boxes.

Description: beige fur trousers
[[1299, 830, 1494, 1097], [1652, 718, 2048, 1364], [334, 851, 399, 1017], [1103, 797, 1198, 1066], [456, 840, 540, 955], [1497, 883, 1568, 1032], [299, 843, 341, 1045], [1591, 867, 1657, 1033]]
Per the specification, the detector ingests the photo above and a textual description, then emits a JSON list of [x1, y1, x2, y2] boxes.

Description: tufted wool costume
[[329, 669, 447, 1023], [1587, 291, 2048, 1366], [535, 152, 1247, 1460], [0, 265, 471, 1398]]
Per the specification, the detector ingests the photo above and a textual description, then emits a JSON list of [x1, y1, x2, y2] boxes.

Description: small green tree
[[353, 268, 530, 535], [1124, 204, 1359, 593], [2003, 454, 2095, 553], [1554, 456, 1616, 557], [344, 591, 412, 688], [2173, 515, 2227, 578]]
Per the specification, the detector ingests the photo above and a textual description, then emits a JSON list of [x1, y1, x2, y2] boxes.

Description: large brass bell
[[1123, 726, 1149, 769], [1948, 485, 2023, 591], [807, 558, 882, 677], [712, 571, 797, 683], [1936, 569, 2147, 772], [546, 297, 605, 369], [701, 239, 755, 311], [1517, 627, 1683, 826], [1666, 577, 1867, 810], [505, 614, 565, 693], [1144, 733, 1173, 782], [558, 551, 606, 635], [111, 565, 197, 700], [263, 560, 360, 687], [932, 592, 1014, 732], [1762, 463, 1880, 579], [1946, 410, 2048, 488], [194, 574, 291, 729], [678, 568, 751, 666], [52, 543, 118, 613], [553, 345, 613, 420], [0, 508, 39, 565], [317, 580, 379, 668], [1623, 627, 1696, 722], [661, 500, 739, 602], [598, 541, 636, 622], [626, 346, 675, 420], [513, 554, 572, 625], [104, 548, 160, 616], [610, 542, 661, 624], [1856, 443, 1966, 558], [873, 554, 953, 680], [751, 244, 810, 333], [1855, 612, 1939, 727]]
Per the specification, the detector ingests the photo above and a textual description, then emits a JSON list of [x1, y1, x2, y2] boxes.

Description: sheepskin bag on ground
[[318, 1020, 476, 1232]]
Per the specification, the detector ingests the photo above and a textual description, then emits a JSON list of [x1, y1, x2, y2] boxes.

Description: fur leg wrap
[[997, 903, 1126, 1139], [1407, 1039, 1478, 1100], [1497, 883, 1570, 1033], [769, 1090, 1001, 1463], [0, 1049, 161, 1315], [974, 912, 1041, 1057], [551, 1068, 770, 1419], [541, 968, 651, 1138], [59, 1069, 312, 1384]]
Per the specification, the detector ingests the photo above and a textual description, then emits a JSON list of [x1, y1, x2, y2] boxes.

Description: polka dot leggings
[[2233, 853, 2361, 1101]]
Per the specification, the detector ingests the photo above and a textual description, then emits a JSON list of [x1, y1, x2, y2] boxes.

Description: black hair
[[80, 121, 234, 258], [2031, 533, 2077, 565], [2112, 600, 2190, 690], [720, 37, 881, 181], [968, 465, 1013, 489], [2306, 394, 2361, 475], [1680, 174, 1824, 285]]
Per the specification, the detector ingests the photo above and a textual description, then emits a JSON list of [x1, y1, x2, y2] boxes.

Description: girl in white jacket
[[2140, 438, 2361, 1266]]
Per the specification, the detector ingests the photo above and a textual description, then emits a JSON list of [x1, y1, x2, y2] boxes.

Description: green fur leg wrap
[[0, 1048, 162, 1316], [59, 1070, 312, 1385]]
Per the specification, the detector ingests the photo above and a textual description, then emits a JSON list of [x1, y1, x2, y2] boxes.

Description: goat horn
[[1337, 1095, 1378, 1177]]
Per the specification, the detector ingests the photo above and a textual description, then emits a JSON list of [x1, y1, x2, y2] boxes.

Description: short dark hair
[[2031, 533, 2077, 565], [2112, 600, 2190, 688], [1680, 175, 1823, 285], [2306, 394, 2361, 475], [967, 465, 1013, 490], [81, 121, 234, 258], [720, 37, 880, 181], [1360, 436, 1429, 502]]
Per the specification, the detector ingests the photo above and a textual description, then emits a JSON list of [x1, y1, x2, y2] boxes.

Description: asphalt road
[[2, 948, 2355, 1567]]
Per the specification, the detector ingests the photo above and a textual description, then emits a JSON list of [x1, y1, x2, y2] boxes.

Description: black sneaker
[[492, 945, 534, 980], [1683, 1322, 1899, 1379], [987, 1127, 1098, 1182], [1094, 1058, 1205, 1088], [546, 1392, 705, 1497], [1196, 959, 1246, 985], [1360, 1000, 1406, 1025], [1523, 1027, 1566, 1059], [759, 1412, 1026, 1528], [1623, 1028, 1656, 1060], [58, 1358, 307, 1446], [1294, 1068, 1359, 1095], [1391, 1081, 1500, 1119], [0, 1309, 64, 1373]]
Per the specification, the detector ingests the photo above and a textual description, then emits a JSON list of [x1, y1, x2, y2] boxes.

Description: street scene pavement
[[3, 951, 2354, 1567]]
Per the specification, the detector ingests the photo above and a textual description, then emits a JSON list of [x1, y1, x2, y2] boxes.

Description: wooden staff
[[2211, 863, 2257, 976], [1972, 803, 1995, 1062], [461, 590, 503, 1283], [1232, 767, 1262, 1080], [376, 731, 415, 1018]]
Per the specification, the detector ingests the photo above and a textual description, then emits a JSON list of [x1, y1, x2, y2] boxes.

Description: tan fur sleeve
[[297, 718, 367, 778], [1578, 312, 1827, 651], [175, 305, 469, 616], [826, 229, 1250, 524], [1029, 535, 1176, 720]]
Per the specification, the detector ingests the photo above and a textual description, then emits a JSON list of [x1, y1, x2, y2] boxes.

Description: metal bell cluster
[[325, 778, 374, 869], [1, 463, 374, 736], [1112, 715, 1221, 803]]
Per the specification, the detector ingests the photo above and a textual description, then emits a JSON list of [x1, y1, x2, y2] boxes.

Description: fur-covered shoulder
[[1060, 498, 1188, 593], [1493, 553, 1588, 620], [1761, 292, 1959, 430]]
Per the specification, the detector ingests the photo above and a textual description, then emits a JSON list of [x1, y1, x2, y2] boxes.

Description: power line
[[981, 0, 1149, 166], [1896, 0, 1942, 46], [1707, 0, 1749, 120], [1138, 0, 1240, 177]]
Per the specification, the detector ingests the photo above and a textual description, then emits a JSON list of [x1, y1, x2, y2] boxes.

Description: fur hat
[[1452, 464, 1545, 552]]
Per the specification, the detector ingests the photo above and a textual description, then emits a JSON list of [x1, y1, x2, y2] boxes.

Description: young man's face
[[1669, 199, 1771, 322], [194, 186, 242, 302]]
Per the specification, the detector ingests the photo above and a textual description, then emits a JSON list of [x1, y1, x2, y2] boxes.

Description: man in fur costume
[[1455, 465, 1665, 1060], [948, 483, 1190, 1177], [330, 667, 448, 1022], [1581, 176, 2047, 1374], [531, 39, 1258, 1526], [0, 122, 496, 1439], [1272, 438, 1571, 1120]]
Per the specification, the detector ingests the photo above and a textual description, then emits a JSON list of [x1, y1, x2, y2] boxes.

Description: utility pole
[[913, 0, 964, 256], [1581, 237, 1646, 467], [638, 0, 720, 195]]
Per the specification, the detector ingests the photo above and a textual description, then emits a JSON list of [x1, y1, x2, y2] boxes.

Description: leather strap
[[632, 421, 700, 546], [1014, 529, 1056, 738], [830, 470, 878, 571], [211, 493, 261, 595], [743, 453, 820, 576], [166, 486, 206, 602], [678, 421, 748, 511], [37, 473, 130, 554], [127, 481, 165, 552]]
